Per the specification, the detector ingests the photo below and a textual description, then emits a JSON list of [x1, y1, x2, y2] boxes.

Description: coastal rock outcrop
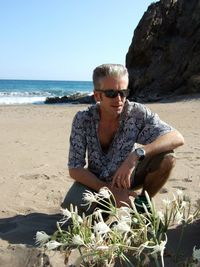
[[126, 0, 200, 101], [45, 93, 95, 104]]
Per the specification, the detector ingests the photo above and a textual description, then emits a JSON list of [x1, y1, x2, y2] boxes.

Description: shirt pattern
[[68, 100, 173, 182]]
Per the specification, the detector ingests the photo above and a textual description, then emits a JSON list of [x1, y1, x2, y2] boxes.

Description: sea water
[[0, 79, 93, 105]]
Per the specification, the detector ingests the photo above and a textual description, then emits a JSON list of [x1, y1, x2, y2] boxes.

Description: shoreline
[[0, 92, 200, 106]]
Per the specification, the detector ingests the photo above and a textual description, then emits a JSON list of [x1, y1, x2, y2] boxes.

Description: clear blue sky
[[0, 0, 154, 81]]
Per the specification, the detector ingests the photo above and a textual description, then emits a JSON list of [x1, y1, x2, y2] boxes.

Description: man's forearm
[[124, 130, 184, 167], [69, 167, 108, 191], [143, 130, 184, 158]]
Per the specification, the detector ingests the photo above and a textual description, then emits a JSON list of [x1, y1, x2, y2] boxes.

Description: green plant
[[36, 188, 200, 267]]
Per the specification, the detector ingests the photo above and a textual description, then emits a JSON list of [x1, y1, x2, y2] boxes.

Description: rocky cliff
[[126, 0, 200, 101]]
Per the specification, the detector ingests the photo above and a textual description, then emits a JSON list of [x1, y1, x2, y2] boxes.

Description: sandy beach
[[0, 98, 200, 266]]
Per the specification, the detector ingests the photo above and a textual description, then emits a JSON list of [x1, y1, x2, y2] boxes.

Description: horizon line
[[0, 78, 92, 82]]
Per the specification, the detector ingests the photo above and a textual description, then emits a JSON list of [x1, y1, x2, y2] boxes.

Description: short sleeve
[[136, 106, 173, 145], [68, 111, 87, 169]]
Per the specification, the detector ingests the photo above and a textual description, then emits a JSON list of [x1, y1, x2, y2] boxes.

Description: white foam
[[0, 96, 46, 105]]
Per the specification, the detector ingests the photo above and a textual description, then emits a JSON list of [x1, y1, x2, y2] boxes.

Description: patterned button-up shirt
[[68, 100, 173, 182]]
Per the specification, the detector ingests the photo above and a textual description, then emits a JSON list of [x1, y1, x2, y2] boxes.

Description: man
[[62, 64, 184, 214]]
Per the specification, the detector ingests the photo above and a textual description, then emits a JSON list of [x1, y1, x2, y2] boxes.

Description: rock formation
[[126, 0, 200, 102], [45, 93, 95, 104]]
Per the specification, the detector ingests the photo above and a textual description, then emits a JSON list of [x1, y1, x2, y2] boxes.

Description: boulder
[[126, 0, 200, 101], [45, 93, 95, 104]]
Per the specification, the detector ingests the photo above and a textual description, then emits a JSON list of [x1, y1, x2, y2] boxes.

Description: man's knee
[[161, 154, 176, 171], [131, 151, 175, 188], [61, 182, 85, 210], [61, 182, 97, 216], [147, 151, 176, 173]]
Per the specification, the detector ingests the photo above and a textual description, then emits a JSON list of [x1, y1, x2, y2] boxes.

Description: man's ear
[[93, 90, 101, 102]]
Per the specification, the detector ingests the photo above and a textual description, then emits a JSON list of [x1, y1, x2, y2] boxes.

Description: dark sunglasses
[[96, 89, 129, 98]]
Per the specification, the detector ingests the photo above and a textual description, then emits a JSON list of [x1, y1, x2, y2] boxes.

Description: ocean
[[0, 79, 93, 105]]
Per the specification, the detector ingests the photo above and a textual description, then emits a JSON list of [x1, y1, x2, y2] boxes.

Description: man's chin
[[112, 105, 123, 114]]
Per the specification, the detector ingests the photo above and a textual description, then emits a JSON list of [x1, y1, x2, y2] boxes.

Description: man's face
[[94, 76, 129, 117]]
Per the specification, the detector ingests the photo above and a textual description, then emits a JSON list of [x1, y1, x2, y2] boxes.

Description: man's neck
[[99, 107, 120, 124]]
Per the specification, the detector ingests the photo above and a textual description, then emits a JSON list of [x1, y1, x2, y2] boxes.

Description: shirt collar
[[91, 100, 130, 123]]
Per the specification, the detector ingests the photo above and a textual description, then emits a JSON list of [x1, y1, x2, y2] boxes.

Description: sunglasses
[[96, 89, 129, 98]]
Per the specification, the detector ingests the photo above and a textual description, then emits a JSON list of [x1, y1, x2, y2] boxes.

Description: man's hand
[[111, 152, 138, 189], [108, 186, 137, 207]]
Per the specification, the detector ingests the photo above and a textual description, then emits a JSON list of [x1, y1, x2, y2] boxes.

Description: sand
[[0, 98, 200, 266]]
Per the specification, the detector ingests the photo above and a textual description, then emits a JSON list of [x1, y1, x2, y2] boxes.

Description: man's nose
[[115, 92, 123, 101]]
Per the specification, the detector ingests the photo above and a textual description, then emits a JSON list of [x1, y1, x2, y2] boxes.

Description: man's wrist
[[96, 180, 111, 191], [134, 147, 146, 161], [125, 152, 139, 167]]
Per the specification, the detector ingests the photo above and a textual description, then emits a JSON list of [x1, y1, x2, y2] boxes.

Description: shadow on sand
[[0, 212, 63, 246]]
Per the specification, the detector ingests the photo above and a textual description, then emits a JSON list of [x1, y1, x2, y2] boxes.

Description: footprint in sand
[[20, 174, 50, 180], [159, 187, 168, 193], [173, 185, 187, 190], [182, 177, 193, 182], [169, 178, 180, 181]]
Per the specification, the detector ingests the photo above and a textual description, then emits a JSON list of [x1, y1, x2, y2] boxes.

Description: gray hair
[[93, 64, 128, 89]]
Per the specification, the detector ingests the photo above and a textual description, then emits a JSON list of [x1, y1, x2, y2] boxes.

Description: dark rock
[[45, 93, 95, 104], [126, 0, 200, 102]]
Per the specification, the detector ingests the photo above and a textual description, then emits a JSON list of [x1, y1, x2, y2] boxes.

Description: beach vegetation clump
[[36, 187, 200, 267]]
